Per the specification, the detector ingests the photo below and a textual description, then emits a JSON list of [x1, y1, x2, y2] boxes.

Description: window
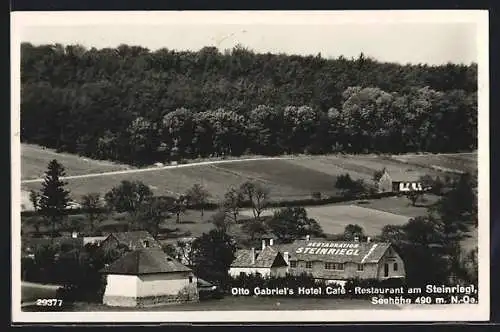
[[290, 261, 297, 268], [189, 276, 193, 283], [393, 263, 398, 271], [357, 264, 364, 271], [240, 272, 246, 277], [305, 262, 313, 269], [325, 263, 344, 270]]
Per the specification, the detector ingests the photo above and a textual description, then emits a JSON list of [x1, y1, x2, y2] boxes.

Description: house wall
[[102, 274, 139, 307], [377, 248, 406, 279], [136, 272, 194, 297], [103, 272, 199, 307], [288, 260, 380, 280], [229, 267, 272, 278], [378, 174, 393, 193]]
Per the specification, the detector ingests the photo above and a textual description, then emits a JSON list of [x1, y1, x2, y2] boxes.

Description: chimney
[[367, 237, 371, 243], [283, 252, 289, 265], [71, 231, 78, 238], [251, 248, 256, 265], [354, 236, 359, 242], [306, 235, 310, 241], [262, 239, 266, 251], [269, 238, 274, 246]]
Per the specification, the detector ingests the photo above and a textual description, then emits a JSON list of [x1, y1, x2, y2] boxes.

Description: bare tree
[[185, 183, 211, 218], [239, 181, 270, 221], [222, 187, 244, 223]]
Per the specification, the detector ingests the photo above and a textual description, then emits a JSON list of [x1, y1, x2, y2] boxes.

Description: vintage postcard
[[11, 10, 489, 323]]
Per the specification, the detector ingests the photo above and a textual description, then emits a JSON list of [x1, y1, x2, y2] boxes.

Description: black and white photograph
[[11, 10, 489, 323]]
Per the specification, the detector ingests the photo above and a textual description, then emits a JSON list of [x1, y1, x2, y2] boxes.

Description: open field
[[20, 144, 478, 210], [391, 152, 477, 174], [23, 296, 399, 311], [21, 144, 132, 180], [241, 203, 411, 236]]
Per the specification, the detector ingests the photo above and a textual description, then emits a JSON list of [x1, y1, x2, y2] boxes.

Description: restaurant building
[[276, 237, 406, 282]]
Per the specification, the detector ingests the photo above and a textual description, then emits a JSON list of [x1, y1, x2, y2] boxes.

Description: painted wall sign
[[295, 242, 361, 256]]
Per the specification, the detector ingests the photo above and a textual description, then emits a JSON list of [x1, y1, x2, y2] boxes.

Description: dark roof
[[99, 248, 192, 275], [105, 231, 162, 249], [275, 240, 392, 264], [231, 246, 286, 268], [22, 237, 84, 252]]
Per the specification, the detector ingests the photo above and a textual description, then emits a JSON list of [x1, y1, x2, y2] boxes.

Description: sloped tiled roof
[[231, 246, 286, 268], [106, 231, 162, 249], [275, 240, 392, 264], [99, 248, 191, 275]]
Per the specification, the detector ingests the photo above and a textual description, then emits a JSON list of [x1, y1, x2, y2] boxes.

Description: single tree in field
[[267, 207, 324, 243], [39, 159, 71, 236], [185, 183, 211, 218], [343, 224, 365, 241], [104, 180, 153, 213], [170, 195, 188, 224], [81, 193, 104, 234], [239, 181, 270, 221], [335, 173, 355, 196], [222, 187, 244, 223], [372, 167, 387, 182], [406, 190, 423, 207], [136, 197, 171, 237]]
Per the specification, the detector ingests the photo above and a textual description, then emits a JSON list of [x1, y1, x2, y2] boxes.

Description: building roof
[[99, 248, 192, 275], [231, 246, 286, 268], [385, 171, 422, 183], [105, 231, 162, 249], [275, 240, 392, 264]]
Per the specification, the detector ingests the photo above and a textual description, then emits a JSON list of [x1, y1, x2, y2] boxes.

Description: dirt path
[[21, 156, 295, 184]]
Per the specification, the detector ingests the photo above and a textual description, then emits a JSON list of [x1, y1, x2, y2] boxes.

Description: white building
[[100, 248, 199, 307], [229, 239, 288, 278], [276, 238, 406, 282]]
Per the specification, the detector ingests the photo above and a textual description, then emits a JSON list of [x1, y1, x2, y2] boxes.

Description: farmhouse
[[277, 238, 406, 282], [100, 248, 199, 307], [229, 239, 288, 278], [377, 169, 424, 193], [100, 231, 162, 252]]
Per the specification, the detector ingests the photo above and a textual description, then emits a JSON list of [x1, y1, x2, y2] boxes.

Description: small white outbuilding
[[100, 248, 199, 307]]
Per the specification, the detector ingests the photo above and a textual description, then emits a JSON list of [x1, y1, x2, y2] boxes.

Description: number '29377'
[[36, 299, 63, 306]]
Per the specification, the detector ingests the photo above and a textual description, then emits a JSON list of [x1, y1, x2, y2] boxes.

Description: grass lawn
[[21, 144, 132, 180], [24, 296, 399, 311], [240, 203, 410, 236], [391, 153, 477, 174], [21, 282, 60, 303], [356, 194, 441, 218], [216, 160, 342, 198], [21, 144, 478, 203]]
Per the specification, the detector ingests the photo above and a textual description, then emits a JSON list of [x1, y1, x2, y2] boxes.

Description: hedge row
[[21, 191, 399, 218]]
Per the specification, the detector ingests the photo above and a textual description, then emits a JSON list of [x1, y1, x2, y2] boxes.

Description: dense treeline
[[21, 43, 477, 165]]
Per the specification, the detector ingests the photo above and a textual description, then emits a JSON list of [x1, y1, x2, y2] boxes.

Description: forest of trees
[[21, 43, 478, 165]]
